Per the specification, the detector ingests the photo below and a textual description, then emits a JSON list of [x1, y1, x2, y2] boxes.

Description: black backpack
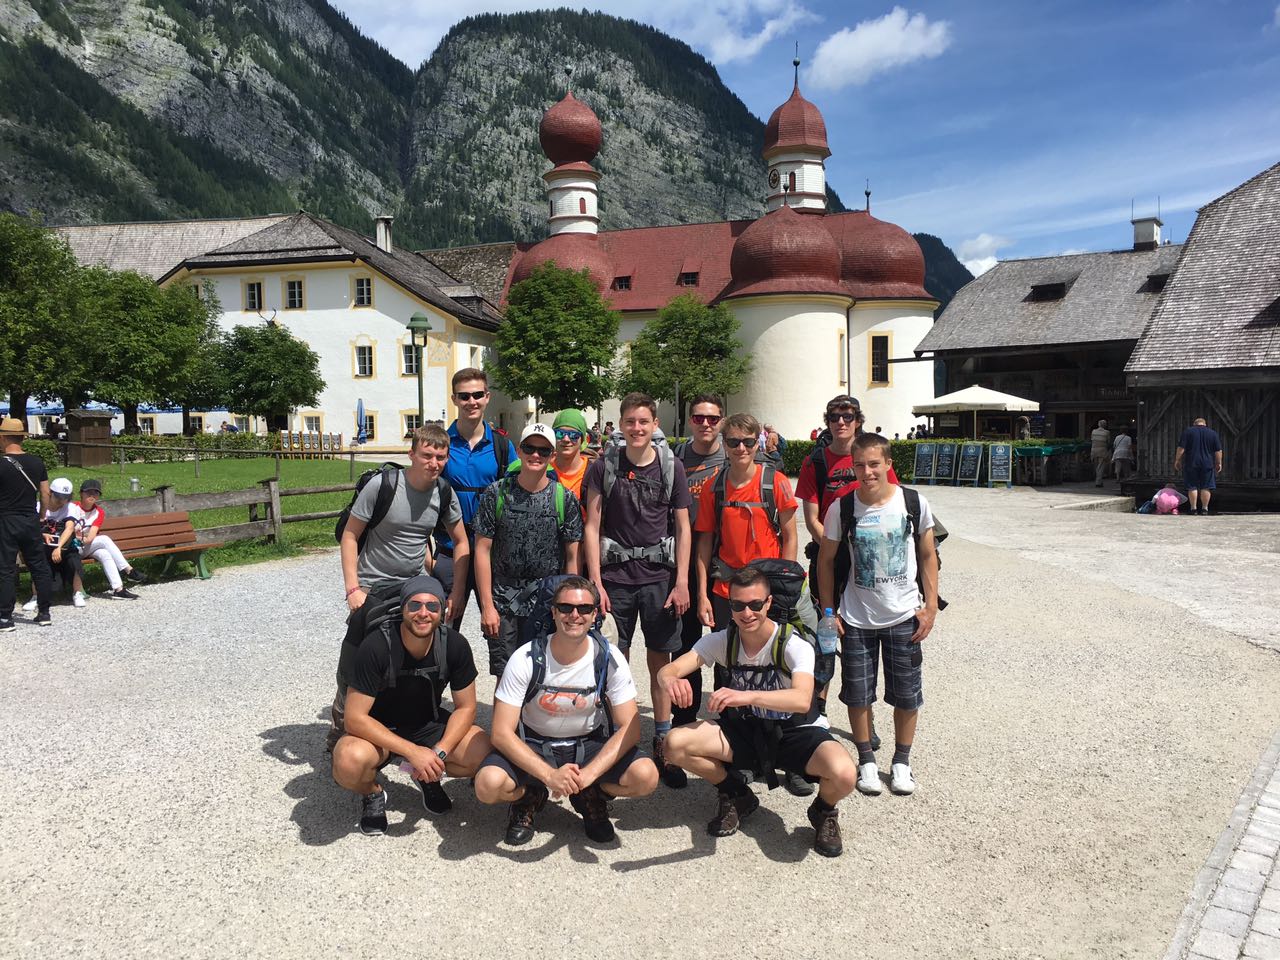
[[335, 464, 453, 551], [707, 463, 780, 578], [360, 595, 455, 703], [520, 620, 615, 748], [832, 486, 948, 610]]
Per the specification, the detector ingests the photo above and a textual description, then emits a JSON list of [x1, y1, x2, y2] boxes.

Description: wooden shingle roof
[[918, 243, 1183, 355], [1127, 161, 1280, 373]]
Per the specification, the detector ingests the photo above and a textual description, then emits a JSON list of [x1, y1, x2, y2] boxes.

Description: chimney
[[374, 215, 394, 253], [1131, 216, 1162, 252]]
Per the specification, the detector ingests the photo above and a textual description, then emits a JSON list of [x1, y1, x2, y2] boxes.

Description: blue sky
[[329, 0, 1280, 273]]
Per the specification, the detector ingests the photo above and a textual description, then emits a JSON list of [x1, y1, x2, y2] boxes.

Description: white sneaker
[[890, 762, 916, 795], [72, 591, 87, 608], [21, 597, 38, 613], [856, 761, 883, 795]]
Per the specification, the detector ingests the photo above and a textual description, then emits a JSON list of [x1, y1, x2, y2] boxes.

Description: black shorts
[[479, 733, 645, 787], [377, 714, 451, 768], [606, 578, 681, 653], [718, 716, 834, 781]]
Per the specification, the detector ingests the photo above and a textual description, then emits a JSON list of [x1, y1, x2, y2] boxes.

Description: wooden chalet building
[[1126, 161, 1280, 502], [916, 221, 1181, 438]]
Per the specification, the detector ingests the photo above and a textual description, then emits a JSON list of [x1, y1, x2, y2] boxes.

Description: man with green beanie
[[551, 409, 595, 503]]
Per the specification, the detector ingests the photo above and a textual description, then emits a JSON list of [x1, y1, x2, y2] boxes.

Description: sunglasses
[[519, 442, 553, 457], [554, 429, 583, 441], [826, 412, 858, 424], [690, 414, 722, 426], [454, 390, 488, 401], [405, 599, 442, 614], [724, 436, 758, 449], [553, 602, 596, 616], [729, 598, 769, 612]]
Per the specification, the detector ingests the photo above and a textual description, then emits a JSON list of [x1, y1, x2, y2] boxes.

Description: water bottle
[[817, 608, 839, 657]]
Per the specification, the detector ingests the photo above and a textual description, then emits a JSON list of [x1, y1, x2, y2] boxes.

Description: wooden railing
[[103, 479, 356, 545]]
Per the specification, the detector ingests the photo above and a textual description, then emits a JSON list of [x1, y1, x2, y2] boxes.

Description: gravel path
[[2, 487, 1278, 959]]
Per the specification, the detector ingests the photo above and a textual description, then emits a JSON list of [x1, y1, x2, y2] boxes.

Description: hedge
[[780, 436, 1085, 484], [20, 438, 60, 472], [110, 432, 280, 463]]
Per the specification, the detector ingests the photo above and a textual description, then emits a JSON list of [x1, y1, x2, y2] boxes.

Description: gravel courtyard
[[2, 485, 1278, 959]]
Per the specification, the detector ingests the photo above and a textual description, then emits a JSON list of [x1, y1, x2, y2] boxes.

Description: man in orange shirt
[[694, 412, 798, 631], [551, 409, 595, 502]]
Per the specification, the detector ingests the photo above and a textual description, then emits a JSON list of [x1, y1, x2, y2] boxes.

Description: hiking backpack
[[832, 486, 948, 610], [494, 473, 567, 526], [360, 594, 455, 696], [446, 422, 512, 495], [334, 464, 454, 552], [707, 463, 781, 580], [598, 441, 678, 568]]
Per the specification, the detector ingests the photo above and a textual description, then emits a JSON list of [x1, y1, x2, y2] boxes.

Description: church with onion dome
[[434, 69, 939, 438]]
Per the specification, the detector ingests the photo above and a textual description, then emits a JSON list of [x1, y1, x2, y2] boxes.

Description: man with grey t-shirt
[[327, 424, 469, 749]]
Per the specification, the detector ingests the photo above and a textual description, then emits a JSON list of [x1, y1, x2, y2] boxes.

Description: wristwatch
[[435, 748, 448, 762]]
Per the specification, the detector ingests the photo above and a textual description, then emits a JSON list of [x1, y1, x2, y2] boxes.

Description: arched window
[[579, 197, 587, 215], [788, 171, 796, 192]]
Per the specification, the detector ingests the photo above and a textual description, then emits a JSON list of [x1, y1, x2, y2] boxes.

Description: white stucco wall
[[765, 149, 827, 212], [848, 302, 937, 437]]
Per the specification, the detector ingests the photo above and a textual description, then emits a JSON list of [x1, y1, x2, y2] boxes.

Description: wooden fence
[[104, 479, 356, 546]]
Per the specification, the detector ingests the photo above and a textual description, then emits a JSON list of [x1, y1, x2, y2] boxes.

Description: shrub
[[21, 438, 60, 471]]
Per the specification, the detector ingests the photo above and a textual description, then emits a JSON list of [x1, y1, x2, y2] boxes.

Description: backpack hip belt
[[523, 728, 609, 767], [600, 534, 675, 568], [492, 578, 542, 617]]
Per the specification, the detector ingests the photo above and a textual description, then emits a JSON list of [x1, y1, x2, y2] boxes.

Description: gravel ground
[[2, 485, 1279, 959]]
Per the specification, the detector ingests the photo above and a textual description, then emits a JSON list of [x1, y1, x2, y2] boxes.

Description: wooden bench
[[89, 511, 226, 580]]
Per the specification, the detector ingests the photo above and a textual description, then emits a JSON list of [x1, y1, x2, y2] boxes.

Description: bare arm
[[695, 532, 714, 627], [912, 528, 939, 643], [474, 534, 498, 637], [779, 506, 798, 562], [802, 499, 823, 543], [665, 507, 691, 614], [584, 487, 607, 612], [38, 480, 50, 520], [817, 534, 840, 622], [444, 517, 470, 618], [340, 518, 366, 610], [344, 688, 442, 780], [1173, 446, 1185, 470], [709, 668, 813, 715], [490, 699, 558, 785], [562, 540, 580, 576], [438, 680, 478, 756]]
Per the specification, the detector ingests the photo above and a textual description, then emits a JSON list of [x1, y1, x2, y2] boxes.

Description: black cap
[[400, 575, 446, 607], [826, 394, 860, 412], [80, 478, 103, 493]]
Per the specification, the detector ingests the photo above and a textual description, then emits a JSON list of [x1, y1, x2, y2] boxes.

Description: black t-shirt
[[0, 453, 48, 516], [348, 621, 478, 743]]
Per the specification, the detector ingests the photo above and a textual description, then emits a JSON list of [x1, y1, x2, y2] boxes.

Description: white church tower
[[540, 91, 602, 236], [763, 58, 830, 214]]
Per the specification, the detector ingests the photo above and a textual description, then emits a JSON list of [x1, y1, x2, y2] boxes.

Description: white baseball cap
[[50, 477, 73, 496], [519, 423, 556, 447]]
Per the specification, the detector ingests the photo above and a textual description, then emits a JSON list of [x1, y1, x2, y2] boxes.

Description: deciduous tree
[[222, 322, 324, 426]]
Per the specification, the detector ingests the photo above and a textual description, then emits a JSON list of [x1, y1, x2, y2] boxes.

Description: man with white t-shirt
[[658, 567, 858, 858], [475, 577, 659, 845], [817, 433, 939, 798]]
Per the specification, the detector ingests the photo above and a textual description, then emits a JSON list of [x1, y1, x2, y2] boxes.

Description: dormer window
[[612, 276, 632, 291], [678, 272, 699, 286], [1028, 281, 1068, 302], [1141, 273, 1169, 294]]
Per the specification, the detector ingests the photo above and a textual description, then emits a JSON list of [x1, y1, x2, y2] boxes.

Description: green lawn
[[45, 457, 365, 585]]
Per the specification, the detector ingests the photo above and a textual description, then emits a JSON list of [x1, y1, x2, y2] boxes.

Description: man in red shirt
[[796, 395, 900, 539]]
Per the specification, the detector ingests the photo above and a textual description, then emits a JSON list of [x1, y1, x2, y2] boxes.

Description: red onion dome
[[511, 233, 613, 291], [539, 91, 602, 165], [724, 206, 845, 300], [763, 82, 830, 160], [824, 211, 932, 300]]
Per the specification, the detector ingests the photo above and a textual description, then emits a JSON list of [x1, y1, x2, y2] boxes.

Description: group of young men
[[328, 374, 940, 859]]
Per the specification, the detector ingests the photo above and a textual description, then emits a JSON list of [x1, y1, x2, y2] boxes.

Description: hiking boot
[[890, 762, 916, 795], [21, 598, 37, 613], [784, 770, 815, 797], [569, 784, 615, 843], [359, 786, 388, 836], [0, 619, 15, 633], [706, 788, 759, 837], [653, 735, 687, 789], [416, 779, 452, 814], [125, 567, 148, 584], [505, 782, 548, 846], [72, 591, 87, 608], [856, 761, 883, 795], [108, 588, 140, 601], [807, 800, 843, 858], [34, 612, 51, 627]]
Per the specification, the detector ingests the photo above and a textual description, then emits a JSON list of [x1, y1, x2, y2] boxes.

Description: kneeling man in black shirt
[[331, 574, 491, 835]]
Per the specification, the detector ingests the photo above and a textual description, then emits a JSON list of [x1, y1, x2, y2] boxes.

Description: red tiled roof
[[764, 82, 831, 160], [539, 91, 602, 165], [723, 206, 845, 300]]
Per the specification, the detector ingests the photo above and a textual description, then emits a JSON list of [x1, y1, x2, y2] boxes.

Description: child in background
[[76, 478, 146, 599]]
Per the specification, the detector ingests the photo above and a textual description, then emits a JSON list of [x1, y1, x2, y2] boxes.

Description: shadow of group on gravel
[[260, 711, 816, 867]]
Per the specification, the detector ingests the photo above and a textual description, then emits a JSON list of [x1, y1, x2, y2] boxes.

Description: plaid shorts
[[838, 617, 924, 710]]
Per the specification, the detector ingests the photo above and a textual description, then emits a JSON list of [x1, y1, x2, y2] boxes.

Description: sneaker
[[72, 591, 87, 608], [125, 568, 148, 584], [653, 735, 687, 789], [358, 786, 388, 835], [21, 598, 37, 613], [569, 784, 615, 843], [34, 612, 51, 627], [807, 799, 843, 858], [890, 762, 916, 795], [0, 619, 15, 633], [504, 782, 548, 846], [870, 723, 882, 752], [856, 761, 883, 795], [706, 788, 759, 837], [108, 588, 140, 601], [415, 779, 452, 814], [784, 770, 816, 797], [1197, 507, 1208, 516]]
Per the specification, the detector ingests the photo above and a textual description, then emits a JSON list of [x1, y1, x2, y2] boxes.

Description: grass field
[[39, 457, 369, 588]]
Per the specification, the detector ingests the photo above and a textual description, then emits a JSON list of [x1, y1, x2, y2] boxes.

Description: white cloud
[[957, 232, 1008, 275], [328, 0, 819, 68], [1274, 3, 1280, 28], [805, 7, 951, 91]]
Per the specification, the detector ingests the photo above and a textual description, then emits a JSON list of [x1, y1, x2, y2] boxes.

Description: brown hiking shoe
[[569, 784, 615, 842], [653, 735, 688, 789], [706, 788, 759, 837], [807, 799, 843, 858], [505, 782, 548, 846]]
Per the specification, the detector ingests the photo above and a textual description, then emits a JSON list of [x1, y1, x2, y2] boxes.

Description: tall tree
[[222, 323, 324, 427], [162, 283, 228, 435], [0, 213, 81, 428], [622, 294, 752, 431], [491, 262, 619, 411]]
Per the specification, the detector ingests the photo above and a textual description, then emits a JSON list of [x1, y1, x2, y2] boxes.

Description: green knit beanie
[[552, 408, 589, 442]]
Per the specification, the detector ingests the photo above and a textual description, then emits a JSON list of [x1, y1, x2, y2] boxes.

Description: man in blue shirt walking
[[434, 368, 517, 635], [1174, 417, 1224, 516]]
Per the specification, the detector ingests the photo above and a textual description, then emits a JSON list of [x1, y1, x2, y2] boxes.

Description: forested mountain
[[0, 1, 970, 304]]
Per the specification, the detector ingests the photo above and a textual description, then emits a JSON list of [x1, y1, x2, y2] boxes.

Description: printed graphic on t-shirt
[[536, 686, 596, 717], [728, 664, 789, 720], [853, 512, 911, 590]]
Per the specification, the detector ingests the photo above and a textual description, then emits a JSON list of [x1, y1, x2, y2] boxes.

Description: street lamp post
[[407, 311, 432, 430]]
